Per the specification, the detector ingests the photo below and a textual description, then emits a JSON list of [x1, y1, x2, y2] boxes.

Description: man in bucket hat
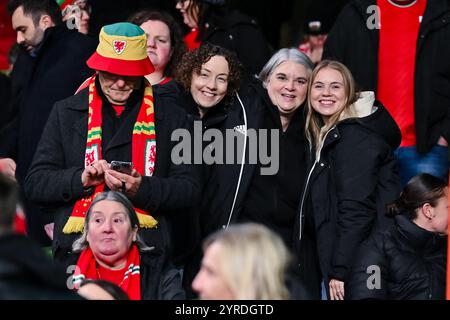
[[25, 22, 201, 264]]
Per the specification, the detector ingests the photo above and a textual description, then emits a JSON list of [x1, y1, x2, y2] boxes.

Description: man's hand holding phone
[[106, 161, 142, 197]]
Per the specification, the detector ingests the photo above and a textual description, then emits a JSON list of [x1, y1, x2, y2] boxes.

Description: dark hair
[[386, 173, 447, 219], [0, 174, 19, 231], [128, 10, 186, 77], [8, 0, 62, 26], [79, 279, 129, 300], [175, 43, 241, 106]]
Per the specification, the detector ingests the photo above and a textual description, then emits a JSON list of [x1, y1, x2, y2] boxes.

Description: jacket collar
[[395, 215, 445, 251], [420, 0, 450, 29], [31, 25, 67, 58]]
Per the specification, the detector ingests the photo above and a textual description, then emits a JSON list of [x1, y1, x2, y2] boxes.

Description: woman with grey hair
[[185, 48, 314, 299], [64, 191, 185, 300]]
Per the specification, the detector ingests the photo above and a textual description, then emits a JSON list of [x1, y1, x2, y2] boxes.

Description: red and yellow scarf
[[73, 244, 141, 300], [63, 74, 158, 234]]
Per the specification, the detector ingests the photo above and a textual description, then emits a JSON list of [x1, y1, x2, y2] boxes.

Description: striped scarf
[[73, 244, 141, 300], [63, 74, 157, 234]]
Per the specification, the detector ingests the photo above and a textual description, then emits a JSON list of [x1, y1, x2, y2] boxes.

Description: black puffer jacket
[[295, 92, 401, 298], [347, 215, 447, 300]]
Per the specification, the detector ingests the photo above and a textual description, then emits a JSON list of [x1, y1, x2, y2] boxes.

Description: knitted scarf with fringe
[[63, 74, 158, 234], [73, 244, 141, 300]]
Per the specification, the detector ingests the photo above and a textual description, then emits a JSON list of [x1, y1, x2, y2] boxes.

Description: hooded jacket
[[323, 0, 450, 154], [347, 215, 446, 300], [295, 92, 401, 298]]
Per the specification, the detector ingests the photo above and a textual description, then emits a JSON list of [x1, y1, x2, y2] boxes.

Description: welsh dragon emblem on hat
[[113, 40, 127, 55]]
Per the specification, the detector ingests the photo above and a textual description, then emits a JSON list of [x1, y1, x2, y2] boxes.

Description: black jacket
[[323, 0, 450, 154], [156, 81, 232, 297], [0, 234, 80, 300], [0, 26, 96, 244], [200, 7, 272, 82], [295, 94, 401, 298], [152, 81, 229, 267], [24, 86, 201, 262], [199, 80, 308, 239], [0, 25, 96, 183], [0, 73, 12, 131], [63, 246, 185, 300], [347, 215, 447, 300]]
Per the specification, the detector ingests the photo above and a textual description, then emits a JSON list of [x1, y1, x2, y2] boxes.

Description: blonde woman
[[296, 60, 401, 300], [192, 223, 291, 300]]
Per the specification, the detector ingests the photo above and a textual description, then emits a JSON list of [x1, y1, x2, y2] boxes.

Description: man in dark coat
[[0, 0, 96, 245], [24, 22, 200, 266], [0, 173, 80, 300], [323, 0, 450, 186]]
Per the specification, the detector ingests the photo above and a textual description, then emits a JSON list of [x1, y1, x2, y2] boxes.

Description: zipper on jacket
[[225, 92, 247, 228], [298, 161, 318, 241], [298, 127, 335, 241]]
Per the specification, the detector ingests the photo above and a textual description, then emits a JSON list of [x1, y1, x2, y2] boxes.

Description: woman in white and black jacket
[[197, 48, 314, 299], [297, 60, 401, 300]]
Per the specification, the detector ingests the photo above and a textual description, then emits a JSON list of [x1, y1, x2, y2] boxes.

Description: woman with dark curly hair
[[155, 44, 241, 297], [129, 10, 186, 85], [161, 43, 241, 128]]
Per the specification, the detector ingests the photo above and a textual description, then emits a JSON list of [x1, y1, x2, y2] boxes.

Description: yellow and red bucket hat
[[87, 22, 154, 76]]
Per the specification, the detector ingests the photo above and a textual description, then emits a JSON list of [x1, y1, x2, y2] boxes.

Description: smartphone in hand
[[110, 161, 133, 175]]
